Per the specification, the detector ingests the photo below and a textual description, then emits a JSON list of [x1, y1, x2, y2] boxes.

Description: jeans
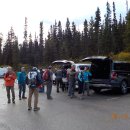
[[78, 80, 84, 94], [56, 78, 63, 92], [6, 87, 15, 101], [68, 80, 75, 96], [19, 84, 26, 98], [46, 81, 52, 99], [28, 88, 39, 108], [83, 82, 90, 95]]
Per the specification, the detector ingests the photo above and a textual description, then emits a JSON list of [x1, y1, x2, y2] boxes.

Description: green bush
[[113, 52, 130, 61]]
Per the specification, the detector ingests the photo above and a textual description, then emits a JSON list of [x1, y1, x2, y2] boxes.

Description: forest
[[0, 2, 130, 68]]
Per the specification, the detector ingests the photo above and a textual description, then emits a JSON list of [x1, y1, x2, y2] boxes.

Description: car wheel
[[93, 88, 101, 93], [120, 80, 128, 94]]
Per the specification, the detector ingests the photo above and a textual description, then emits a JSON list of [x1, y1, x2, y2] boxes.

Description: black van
[[81, 56, 130, 94]]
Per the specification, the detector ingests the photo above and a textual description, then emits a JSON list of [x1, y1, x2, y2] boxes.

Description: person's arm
[[17, 73, 21, 84], [4, 74, 10, 81], [88, 72, 92, 76], [11, 73, 16, 80], [78, 73, 82, 82]]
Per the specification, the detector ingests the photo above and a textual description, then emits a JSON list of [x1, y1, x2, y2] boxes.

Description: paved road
[[0, 79, 130, 130]]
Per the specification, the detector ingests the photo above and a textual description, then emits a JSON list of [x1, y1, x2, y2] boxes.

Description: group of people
[[54, 65, 92, 99], [4, 66, 53, 111], [3, 64, 92, 111]]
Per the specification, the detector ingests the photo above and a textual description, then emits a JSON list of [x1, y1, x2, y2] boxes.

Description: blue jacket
[[17, 72, 26, 85], [78, 72, 84, 82], [83, 71, 92, 82]]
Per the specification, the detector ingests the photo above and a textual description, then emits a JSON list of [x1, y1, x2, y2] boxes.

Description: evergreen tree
[[94, 7, 101, 54], [12, 36, 19, 69], [124, 10, 130, 51], [64, 18, 72, 58], [39, 21, 44, 64], [103, 2, 112, 54], [0, 34, 2, 65], [82, 19, 89, 56]]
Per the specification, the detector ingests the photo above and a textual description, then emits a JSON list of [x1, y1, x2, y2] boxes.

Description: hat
[[48, 66, 52, 69]]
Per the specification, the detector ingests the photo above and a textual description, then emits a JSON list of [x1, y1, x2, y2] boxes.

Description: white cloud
[[0, 0, 129, 42]]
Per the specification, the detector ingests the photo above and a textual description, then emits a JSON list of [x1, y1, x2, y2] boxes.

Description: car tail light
[[111, 72, 118, 80]]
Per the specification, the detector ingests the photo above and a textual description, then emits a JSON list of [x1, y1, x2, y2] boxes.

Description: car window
[[114, 63, 130, 71]]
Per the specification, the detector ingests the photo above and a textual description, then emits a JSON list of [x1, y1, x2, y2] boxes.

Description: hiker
[[55, 67, 63, 93], [62, 66, 68, 91], [27, 67, 42, 111], [43, 66, 53, 100], [83, 67, 92, 96], [78, 67, 84, 99], [17, 67, 27, 100], [4, 67, 16, 104], [39, 68, 44, 93], [68, 65, 76, 98]]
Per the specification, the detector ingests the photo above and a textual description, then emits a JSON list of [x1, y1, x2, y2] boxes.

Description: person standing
[[55, 67, 63, 93], [28, 67, 42, 111], [39, 68, 44, 93], [43, 66, 53, 100], [83, 67, 92, 96], [68, 65, 76, 98], [18, 67, 27, 100], [4, 67, 16, 104], [62, 66, 68, 91]]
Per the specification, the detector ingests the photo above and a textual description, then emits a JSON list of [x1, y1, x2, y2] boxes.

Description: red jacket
[[4, 72, 16, 87]]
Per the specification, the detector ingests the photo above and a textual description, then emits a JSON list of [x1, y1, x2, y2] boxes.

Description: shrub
[[113, 52, 130, 61]]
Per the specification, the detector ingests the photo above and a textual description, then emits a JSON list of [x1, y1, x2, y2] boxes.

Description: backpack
[[29, 72, 38, 88], [43, 70, 49, 81]]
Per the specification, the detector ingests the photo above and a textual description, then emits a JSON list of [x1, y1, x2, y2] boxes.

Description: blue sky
[[0, 0, 129, 42]]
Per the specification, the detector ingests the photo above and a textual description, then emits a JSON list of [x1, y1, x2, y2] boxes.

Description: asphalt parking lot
[[0, 79, 130, 130]]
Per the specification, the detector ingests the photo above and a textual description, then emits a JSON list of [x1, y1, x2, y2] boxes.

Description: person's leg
[[56, 79, 60, 93], [68, 81, 72, 96], [72, 81, 75, 96], [86, 82, 90, 96], [47, 81, 53, 99], [11, 87, 15, 103], [78, 81, 82, 94], [34, 88, 39, 110], [60, 79, 64, 92], [6, 87, 11, 103], [19, 84, 22, 100], [28, 88, 33, 110], [22, 84, 27, 99]]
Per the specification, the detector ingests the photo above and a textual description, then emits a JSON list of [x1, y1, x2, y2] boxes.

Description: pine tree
[[12, 36, 19, 69], [20, 17, 28, 64], [82, 19, 89, 56], [34, 34, 39, 66], [95, 7, 101, 54], [64, 18, 72, 58], [3, 27, 15, 65], [0, 34, 2, 65], [111, 2, 120, 53], [124, 10, 130, 51], [39, 21, 44, 64], [103, 2, 112, 54], [88, 17, 95, 55]]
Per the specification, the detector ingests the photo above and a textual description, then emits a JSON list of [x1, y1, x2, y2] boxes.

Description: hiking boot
[[8, 100, 11, 104], [12, 100, 15, 104], [47, 96, 53, 100], [22, 97, 27, 99], [19, 97, 22, 100], [34, 107, 40, 111], [28, 107, 32, 111], [57, 90, 60, 93]]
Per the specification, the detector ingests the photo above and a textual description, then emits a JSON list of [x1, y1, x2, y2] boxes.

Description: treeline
[[0, 2, 130, 68]]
